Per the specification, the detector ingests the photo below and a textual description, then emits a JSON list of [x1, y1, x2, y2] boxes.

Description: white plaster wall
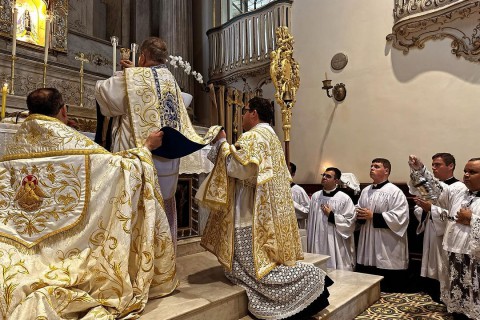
[[287, 0, 480, 184]]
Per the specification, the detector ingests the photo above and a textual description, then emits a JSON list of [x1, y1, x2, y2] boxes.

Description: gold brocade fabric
[[200, 126, 303, 280], [124, 66, 222, 148], [0, 115, 178, 319]]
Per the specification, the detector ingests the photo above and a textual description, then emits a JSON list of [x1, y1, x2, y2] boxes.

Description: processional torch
[[269, 26, 300, 167]]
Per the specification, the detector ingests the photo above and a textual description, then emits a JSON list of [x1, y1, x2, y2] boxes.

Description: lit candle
[[131, 43, 137, 67], [1, 83, 8, 120], [44, 14, 51, 64], [12, 8, 18, 57], [110, 36, 118, 74]]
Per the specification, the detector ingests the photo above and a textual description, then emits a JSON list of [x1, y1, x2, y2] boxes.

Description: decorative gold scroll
[[270, 26, 299, 142]]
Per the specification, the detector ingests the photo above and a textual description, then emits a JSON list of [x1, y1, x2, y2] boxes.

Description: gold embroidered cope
[[199, 126, 303, 280], [0, 115, 178, 319]]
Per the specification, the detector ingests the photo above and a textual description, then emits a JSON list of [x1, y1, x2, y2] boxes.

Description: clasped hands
[[455, 207, 472, 226], [356, 207, 373, 220], [320, 204, 332, 216]]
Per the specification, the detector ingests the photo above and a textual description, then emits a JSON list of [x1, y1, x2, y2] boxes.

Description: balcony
[[207, 0, 293, 84]]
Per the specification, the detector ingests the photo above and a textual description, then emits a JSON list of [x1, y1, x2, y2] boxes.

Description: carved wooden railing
[[387, 0, 480, 62], [207, 0, 293, 83]]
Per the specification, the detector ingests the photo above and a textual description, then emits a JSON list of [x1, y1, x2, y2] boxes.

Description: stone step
[[239, 270, 382, 320], [176, 237, 206, 258], [141, 251, 329, 320], [314, 270, 382, 319]]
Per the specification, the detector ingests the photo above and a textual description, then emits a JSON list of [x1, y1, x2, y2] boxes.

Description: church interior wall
[[286, 0, 480, 184]]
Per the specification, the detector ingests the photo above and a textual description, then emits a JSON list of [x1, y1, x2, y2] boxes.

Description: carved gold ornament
[[270, 26, 299, 142]]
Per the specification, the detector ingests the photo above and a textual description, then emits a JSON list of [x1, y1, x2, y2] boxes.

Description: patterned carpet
[[355, 292, 453, 320]]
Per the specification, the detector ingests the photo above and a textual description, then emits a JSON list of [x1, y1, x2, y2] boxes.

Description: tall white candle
[[44, 15, 51, 64], [110, 36, 118, 74], [131, 43, 137, 67], [12, 8, 18, 56]]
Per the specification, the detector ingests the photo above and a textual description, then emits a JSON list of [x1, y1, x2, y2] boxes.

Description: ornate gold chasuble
[[0, 115, 178, 319], [124, 66, 221, 150], [199, 126, 303, 280]]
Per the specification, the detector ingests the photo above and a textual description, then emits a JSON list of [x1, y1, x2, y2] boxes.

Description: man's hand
[[120, 59, 134, 68], [144, 130, 163, 151], [413, 197, 432, 212], [356, 207, 373, 220], [408, 155, 424, 171], [456, 208, 472, 225], [212, 129, 226, 144], [320, 203, 332, 216]]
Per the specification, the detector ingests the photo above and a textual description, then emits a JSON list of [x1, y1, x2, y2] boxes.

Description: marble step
[[239, 270, 382, 320], [177, 237, 206, 257], [141, 251, 329, 320]]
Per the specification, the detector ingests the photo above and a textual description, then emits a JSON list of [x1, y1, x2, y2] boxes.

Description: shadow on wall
[[312, 103, 339, 181], [386, 38, 480, 84]]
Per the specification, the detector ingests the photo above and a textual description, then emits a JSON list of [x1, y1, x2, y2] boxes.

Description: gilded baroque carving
[[388, 0, 480, 62], [75, 51, 111, 67], [0, 0, 13, 35], [69, 117, 97, 133], [51, 0, 69, 52]]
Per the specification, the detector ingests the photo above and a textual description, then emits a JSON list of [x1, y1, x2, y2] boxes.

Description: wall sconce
[[322, 75, 347, 102]]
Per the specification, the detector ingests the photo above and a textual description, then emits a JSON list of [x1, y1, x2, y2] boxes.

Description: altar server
[[356, 158, 409, 292], [307, 167, 356, 270]]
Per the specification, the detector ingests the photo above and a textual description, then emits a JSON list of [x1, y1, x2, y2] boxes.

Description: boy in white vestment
[[408, 153, 466, 302], [356, 158, 409, 292], [307, 167, 356, 270], [289, 162, 310, 229]]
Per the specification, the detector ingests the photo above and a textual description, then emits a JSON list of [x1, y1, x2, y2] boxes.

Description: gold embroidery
[[200, 126, 303, 280], [0, 248, 30, 318]]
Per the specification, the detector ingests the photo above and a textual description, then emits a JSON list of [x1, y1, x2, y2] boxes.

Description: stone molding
[[387, 0, 480, 62]]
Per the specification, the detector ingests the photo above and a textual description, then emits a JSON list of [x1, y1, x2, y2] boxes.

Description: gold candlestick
[[42, 63, 47, 88], [75, 53, 89, 108], [1, 82, 8, 120]]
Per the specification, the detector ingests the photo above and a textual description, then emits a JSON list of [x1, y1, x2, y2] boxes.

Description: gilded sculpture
[[270, 26, 299, 143]]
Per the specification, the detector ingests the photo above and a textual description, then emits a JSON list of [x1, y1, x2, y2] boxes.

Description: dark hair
[[469, 158, 480, 162], [248, 97, 273, 123], [325, 167, 342, 180], [26, 88, 64, 117], [432, 153, 456, 169], [372, 158, 391, 174], [140, 37, 168, 64], [290, 162, 297, 174]]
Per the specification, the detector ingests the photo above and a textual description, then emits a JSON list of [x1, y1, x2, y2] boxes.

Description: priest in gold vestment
[[95, 37, 221, 246], [0, 88, 178, 319], [197, 97, 332, 319]]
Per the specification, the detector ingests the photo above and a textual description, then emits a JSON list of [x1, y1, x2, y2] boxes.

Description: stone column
[[158, 0, 194, 115]]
